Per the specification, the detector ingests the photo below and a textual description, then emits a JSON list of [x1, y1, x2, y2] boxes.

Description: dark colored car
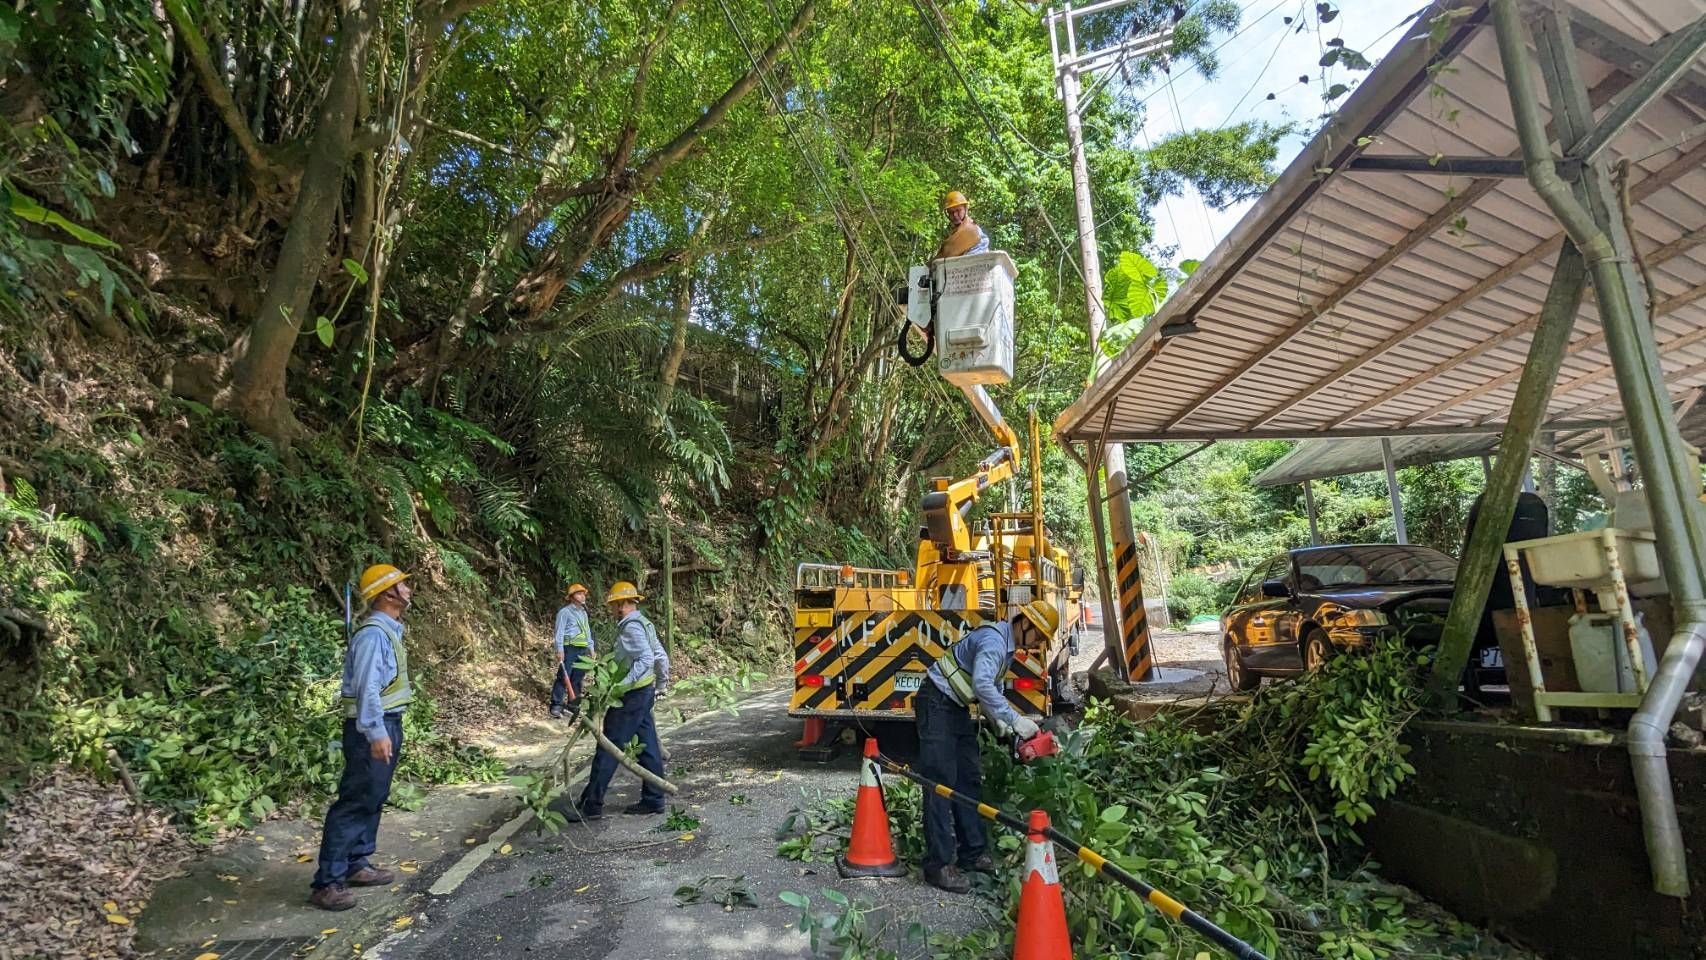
[[1220, 544, 1460, 691]]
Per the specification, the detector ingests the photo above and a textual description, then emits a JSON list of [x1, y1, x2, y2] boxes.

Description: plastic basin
[[1510, 528, 1665, 593]]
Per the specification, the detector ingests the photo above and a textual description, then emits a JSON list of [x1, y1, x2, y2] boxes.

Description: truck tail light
[[1014, 678, 1040, 691], [803, 675, 825, 687]]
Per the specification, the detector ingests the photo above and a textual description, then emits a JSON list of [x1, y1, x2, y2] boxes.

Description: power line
[[1215, 0, 1305, 127]]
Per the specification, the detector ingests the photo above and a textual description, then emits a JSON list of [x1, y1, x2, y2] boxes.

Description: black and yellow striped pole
[[873, 752, 1268, 960]]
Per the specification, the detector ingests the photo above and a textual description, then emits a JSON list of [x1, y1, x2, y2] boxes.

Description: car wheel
[[1224, 637, 1260, 692], [1303, 628, 1332, 673]]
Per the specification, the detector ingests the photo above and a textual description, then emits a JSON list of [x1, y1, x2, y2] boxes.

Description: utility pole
[[1048, 2, 1171, 682]]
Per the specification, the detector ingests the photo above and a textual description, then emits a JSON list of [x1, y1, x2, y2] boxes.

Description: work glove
[[1010, 716, 1040, 741]]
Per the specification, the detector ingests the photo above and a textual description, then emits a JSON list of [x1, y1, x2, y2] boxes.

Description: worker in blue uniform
[[551, 582, 593, 719], [915, 598, 1057, 893], [310, 563, 414, 911], [564, 581, 668, 821]]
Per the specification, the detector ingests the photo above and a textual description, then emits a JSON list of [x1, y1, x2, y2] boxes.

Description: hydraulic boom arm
[[920, 384, 1019, 556]]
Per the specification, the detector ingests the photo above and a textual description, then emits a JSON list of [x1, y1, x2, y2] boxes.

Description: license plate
[[894, 672, 925, 693]]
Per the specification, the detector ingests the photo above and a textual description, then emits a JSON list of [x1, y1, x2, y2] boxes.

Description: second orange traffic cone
[[1013, 809, 1072, 960], [836, 737, 907, 879]]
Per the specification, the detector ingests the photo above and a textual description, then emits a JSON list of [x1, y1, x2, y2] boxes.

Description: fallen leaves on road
[[393, 915, 414, 929], [677, 833, 695, 842], [574, 884, 591, 893], [296, 854, 313, 862], [0, 767, 193, 960], [398, 860, 420, 872], [194, 953, 221, 960], [499, 843, 512, 855], [321, 928, 339, 935]]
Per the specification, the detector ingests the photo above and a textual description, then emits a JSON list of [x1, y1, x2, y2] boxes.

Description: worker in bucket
[[310, 564, 414, 911], [564, 581, 668, 820], [915, 599, 1057, 893], [550, 582, 594, 719], [933, 189, 989, 261]]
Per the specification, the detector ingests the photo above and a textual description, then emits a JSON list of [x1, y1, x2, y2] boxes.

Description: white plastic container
[[1516, 528, 1666, 600], [933, 251, 1017, 387], [1569, 612, 1656, 693]]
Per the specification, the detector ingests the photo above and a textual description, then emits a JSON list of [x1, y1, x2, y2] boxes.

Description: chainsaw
[[1014, 729, 1058, 763]]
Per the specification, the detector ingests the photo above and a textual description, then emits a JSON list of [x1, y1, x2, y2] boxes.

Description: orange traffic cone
[[1013, 809, 1072, 960], [836, 737, 907, 879]]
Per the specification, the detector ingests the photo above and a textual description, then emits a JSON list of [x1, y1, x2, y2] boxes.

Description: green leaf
[[778, 891, 809, 908], [342, 258, 369, 284], [1326, 83, 1350, 101], [1179, 259, 1201, 277], [7, 184, 119, 248], [1099, 803, 1128, 822], [315, 316, 335, 348]]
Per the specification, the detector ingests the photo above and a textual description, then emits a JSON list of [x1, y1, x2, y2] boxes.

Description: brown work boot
[[924, 866, 972, 894], [309, 884, 356, 911], [961, 854, 997, 875], [348, 866, 395, 886]]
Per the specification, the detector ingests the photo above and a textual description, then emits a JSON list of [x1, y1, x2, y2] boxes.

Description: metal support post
[[1051, 3, 1171, 680], [1495, 0, 1706, 896], [1380, 438, 1408, 545], [1080, 442, 1125, 674], [1431, 242, 1588, 703], [1303, 479, 1321, 546]]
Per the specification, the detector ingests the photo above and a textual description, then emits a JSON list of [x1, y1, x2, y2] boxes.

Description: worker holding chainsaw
[[915, 598, 1059, 893], [550, 582, 593, 719], [932, 189, 989, 261]]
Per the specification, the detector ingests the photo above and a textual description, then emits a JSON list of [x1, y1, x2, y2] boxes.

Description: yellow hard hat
[[605, 581, 645, 604], [1015, 599, 1060, 638], [565, 582, 589, 599], [942, 190, 969, 211], [358, 564, 409, 603]]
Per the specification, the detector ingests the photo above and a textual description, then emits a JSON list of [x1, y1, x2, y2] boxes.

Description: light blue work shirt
[[341, 611, 405, 744], [614, 610, 670, 690], [553, 603, 593, 659], [927, 619, 1018, 729], [964, 225, 990, 255]]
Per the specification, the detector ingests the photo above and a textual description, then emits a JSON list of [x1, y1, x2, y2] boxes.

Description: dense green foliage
[[1127, 442, 1607, 620], [793, 642, 1533, 960], [1, 0, 1295, 828]]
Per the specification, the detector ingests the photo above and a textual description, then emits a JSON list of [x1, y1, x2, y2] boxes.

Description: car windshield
[[1293, 546, 1458, 589]]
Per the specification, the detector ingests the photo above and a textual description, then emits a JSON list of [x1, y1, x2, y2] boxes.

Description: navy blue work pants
[[313, 713, 402, 888], [577, 683, 666, 813], [915, 682, 987, 872], [551, 657, 588, 711]]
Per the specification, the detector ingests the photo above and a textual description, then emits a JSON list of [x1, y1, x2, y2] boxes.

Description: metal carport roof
[[1252, 396, 1706, 487], [1053, 0, 1706, 446]]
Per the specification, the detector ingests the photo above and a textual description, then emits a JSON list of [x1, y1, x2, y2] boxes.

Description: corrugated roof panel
[[1056, 0, 1706, 445]]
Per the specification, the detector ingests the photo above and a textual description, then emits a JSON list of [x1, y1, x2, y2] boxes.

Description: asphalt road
[[372, 691, 996, 959]]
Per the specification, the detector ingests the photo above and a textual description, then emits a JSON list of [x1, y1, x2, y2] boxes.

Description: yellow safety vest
[[932, 622, 1007, 707], [341, 615, 413, 717]]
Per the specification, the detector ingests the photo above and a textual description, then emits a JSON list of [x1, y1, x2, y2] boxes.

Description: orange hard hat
[[942, 190, 969, 211], [565, 582, 589, 599]]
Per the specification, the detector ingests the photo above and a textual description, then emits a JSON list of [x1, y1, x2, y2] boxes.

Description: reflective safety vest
[[932, 622, 1008, 708], [616, 612, 657, 690], [342, 615, 414, 717]]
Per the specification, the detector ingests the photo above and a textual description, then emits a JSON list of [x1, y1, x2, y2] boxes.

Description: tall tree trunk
[[222, 0, 377, 441], [654, 269, 695, 428]]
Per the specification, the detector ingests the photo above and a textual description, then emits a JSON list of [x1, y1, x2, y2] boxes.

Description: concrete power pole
[[1047, 3, 1171, 682]]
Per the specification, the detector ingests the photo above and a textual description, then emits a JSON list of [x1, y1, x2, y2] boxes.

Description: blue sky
[[1115, 0, 1431, 267]]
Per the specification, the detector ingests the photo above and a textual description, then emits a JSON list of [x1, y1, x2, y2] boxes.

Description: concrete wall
[[1365, 720, 1706, 960]]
